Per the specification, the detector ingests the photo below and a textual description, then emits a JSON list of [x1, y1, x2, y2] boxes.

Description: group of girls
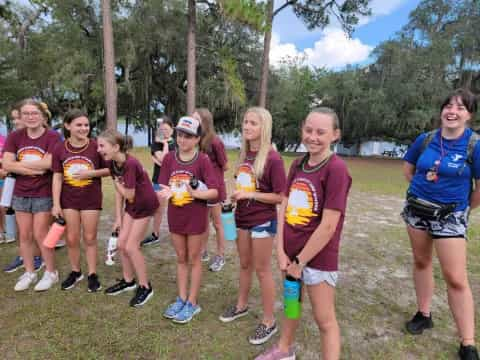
[[3, 92, 476, 360]]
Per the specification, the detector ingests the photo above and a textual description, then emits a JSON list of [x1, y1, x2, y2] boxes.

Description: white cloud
[[358, 0, 409, 25], [270, 29, 373, 69]]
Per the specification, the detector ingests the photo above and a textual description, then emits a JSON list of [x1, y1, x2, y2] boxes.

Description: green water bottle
[[284, 275, 302, 319]]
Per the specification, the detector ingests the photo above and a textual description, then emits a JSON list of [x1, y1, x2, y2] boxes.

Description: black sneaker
[[87, 273, 102, 293], [248, 322, 278, 345], [219, 305, 249, 323], [61, 271, 84, 290], [405, 311, 433, 335], [129, 283, 154, 307], [105, 278, 137, 295], [459, 344, 479, 360], [141, 232, 160, 246]]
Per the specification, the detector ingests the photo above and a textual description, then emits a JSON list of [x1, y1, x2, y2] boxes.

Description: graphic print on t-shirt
[[17, 146, 45, 162], [235, 164, 256, 192], [285, 178, 318, 226], [169, 170, 194, 206], [63, 156, 94, 187]]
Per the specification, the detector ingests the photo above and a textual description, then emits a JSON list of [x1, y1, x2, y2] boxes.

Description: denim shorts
[[250, 219, 277, 239], [12, 196, 53, 213], [302, 266, 338, 287], [401, 204, 468, 239]]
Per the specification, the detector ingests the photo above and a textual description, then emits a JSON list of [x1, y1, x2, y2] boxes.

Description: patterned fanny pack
[[406, 196, 456, 221]]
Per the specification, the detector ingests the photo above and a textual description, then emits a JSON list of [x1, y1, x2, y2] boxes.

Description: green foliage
[[0, 0, 479, 146], [218, 0, 266, 31], [290, 0, 371, 34]]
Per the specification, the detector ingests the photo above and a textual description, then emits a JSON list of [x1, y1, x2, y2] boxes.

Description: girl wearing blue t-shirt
[[402, 88, 479, 360]]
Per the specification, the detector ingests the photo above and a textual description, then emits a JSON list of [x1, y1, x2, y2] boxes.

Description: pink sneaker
[[254, 344, 295, 360]]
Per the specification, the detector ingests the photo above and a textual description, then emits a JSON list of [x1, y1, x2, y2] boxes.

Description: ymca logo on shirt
[[169, 170, 194, 206], [17, 146, 45, 162], [452, 154, 462, 162], [63, 156, 94, 187], [447, 153, 464, 169], [285, 178, 318, 226], [235, 163, 256, 192]]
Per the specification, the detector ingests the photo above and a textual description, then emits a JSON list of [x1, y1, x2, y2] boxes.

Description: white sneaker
[[14, 271, 38, 291], [34, 270, 59, 291], [4, 234, 16, 243], [55, 240, 66, 249]]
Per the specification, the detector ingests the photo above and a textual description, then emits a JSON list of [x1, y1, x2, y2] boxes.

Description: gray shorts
[[302, 266, 338, 287], [401, 204, 468, 239], [12, 196, 53, 213]]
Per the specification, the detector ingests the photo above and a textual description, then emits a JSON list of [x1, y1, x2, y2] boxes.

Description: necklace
[[65, 138, 90, 154], [245, 152, 256, 161], [175, 149, 198, 165], [112, 159, 125, 177], [426, 130, 463, 182], [302, 153, 333, 173]]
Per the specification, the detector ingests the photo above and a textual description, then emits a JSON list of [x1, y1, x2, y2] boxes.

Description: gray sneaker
[[219, 305, 249, 323], [201, 250, 210, 262], [209, 255, 225, 272], [249, 322, 278, 345]]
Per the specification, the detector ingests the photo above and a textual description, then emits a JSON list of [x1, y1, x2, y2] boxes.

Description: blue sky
[[270, 0, 422, 68]]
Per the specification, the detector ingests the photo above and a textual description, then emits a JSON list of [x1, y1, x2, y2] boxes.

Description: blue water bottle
[[221, 203, 237, 241], [284, 275, 302, 319]]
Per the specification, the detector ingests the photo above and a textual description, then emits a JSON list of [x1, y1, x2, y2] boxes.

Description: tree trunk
[[258, 0, 274, 108], [101, 0, 118, 130], [186, 0, 196, 115]]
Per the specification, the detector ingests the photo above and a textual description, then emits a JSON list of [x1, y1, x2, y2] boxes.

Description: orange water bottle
[[43, 217, 66, 248]]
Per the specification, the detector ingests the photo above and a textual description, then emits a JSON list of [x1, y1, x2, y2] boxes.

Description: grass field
[[0, 150, 478, 359]]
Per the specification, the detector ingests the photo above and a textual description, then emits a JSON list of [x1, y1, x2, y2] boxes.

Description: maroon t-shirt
[[4, 128, 60, 198], [52, 140, 107, 210], [110, 155, 159, 219], [206, 136, 227, 202], [234, 149, 286, 228], [283, 155, 351, 271], [158, 151, 218, 235]]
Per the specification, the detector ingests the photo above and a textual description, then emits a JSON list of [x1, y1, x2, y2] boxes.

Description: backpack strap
[[466, 131, 480, 165], [420, 129, 438, 154]]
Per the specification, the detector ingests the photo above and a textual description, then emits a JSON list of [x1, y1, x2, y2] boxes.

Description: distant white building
[[358, 141, 407, 158]]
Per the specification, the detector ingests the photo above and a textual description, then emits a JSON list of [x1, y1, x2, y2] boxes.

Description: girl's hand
[[276, 245, 290, 272], [157, 185, 173, 200], [112, 218, 122, 232], [71, 170, 91, 180], [51, 205, 63, 219], [186, 184, 200, 199], [231, 190, 253, 201], [286, 262, 303, 280]]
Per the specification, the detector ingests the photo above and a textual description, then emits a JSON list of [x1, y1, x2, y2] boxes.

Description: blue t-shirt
[[404, 128, 480, 211]]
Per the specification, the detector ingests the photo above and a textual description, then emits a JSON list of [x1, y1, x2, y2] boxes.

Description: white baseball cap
[[175, 116, 201, 136]]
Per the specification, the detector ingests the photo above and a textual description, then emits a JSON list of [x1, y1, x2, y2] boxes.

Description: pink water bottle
[[43, 217, 66, 248]]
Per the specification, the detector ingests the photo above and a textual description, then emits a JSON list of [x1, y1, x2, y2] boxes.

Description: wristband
[[294, 256, 306, 268]]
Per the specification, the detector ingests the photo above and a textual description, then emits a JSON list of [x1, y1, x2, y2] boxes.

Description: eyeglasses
[[21, 112, 42, 117]]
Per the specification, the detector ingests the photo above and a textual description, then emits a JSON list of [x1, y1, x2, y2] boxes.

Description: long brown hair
[[196, 108, 216, 152], [63, 109, 89, 138], [98, 129, 133, 153]]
